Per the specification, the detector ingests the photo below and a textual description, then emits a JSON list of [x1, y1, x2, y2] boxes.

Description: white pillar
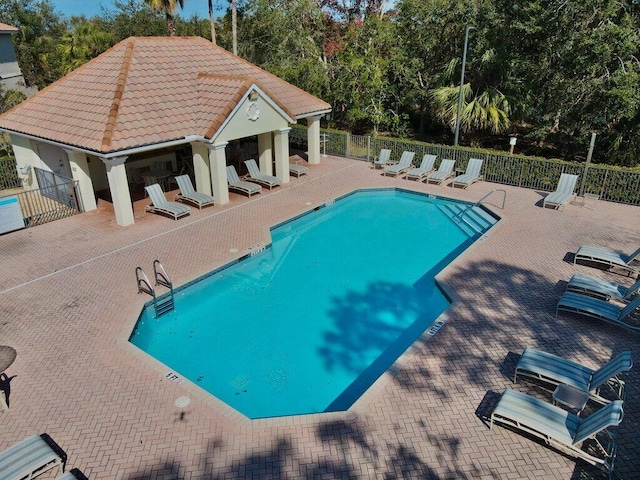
[[257, 132, 273, 175], [191, 142, 212, 195], [102, 156, 134, 226], [65, 149, 97, 212], [273, 127, 291, 184], [307, 115, 322, 164], [208, 142, 229, 205]]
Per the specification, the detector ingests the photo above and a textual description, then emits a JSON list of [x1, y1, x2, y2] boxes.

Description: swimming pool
[[130, 189, 497, 419]]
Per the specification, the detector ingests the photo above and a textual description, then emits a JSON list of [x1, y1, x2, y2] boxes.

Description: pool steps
[[437, 203, 496, 237]]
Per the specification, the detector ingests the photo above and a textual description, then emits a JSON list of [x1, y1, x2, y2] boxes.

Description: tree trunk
[[232, 0, 238, 55], [166, 13, 176, 36], [208, 0, 216, 43]]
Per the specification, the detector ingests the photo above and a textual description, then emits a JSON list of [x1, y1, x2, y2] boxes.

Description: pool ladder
[[136, 260, 175, 317]]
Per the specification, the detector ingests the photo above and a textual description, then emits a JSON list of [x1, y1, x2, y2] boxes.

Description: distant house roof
[[0, 23, 19, 34], [0, 36, 331, 154]]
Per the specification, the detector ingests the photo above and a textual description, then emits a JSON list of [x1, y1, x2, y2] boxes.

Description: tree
[[58, 18, 115, 73], [100, 0, 168, 40], [144, 0, 185, 36], [208, 0, 217, 43]]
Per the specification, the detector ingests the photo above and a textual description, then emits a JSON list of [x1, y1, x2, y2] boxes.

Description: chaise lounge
[[514, 347, 632, 404], [574, 245, 640, 277], [0, 434, 64, 480], [490, 389, 623, 476], [383, 151, 415, 177], [174, 174, 215, 210], [556, 291, 640, 331], [373, 148, 391, 169], [543, 173, 579, 211], [405, 154, 436, 181], [226, 165, 262, 197], [426, 159, 455, 185], [245, 159, 281, 190], [145, 184, 191, 220], [451, 158, 484, 188], [566, 274, 640, 302]]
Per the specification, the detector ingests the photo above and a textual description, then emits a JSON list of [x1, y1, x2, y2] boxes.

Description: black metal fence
[[290, 127, 640, 206], [0, 156, 21, 190]]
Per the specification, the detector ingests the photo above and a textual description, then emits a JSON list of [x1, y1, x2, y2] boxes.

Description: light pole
[[454, 25, 474, 146]]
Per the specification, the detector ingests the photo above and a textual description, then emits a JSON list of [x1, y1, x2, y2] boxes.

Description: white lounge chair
[[566, 274, 640, 302], [289, 163, 308, 178], [373, 149, 391, 169], [244, 159, 281, 190], [174, 175, 215, 210], [452, 158, 484, 188], [574, 245, 640, 277], [226, 165, 262, 197], [426, 159, 455, 185], [490, 389, 623, 477], [0, 435, 64, 480], [514, 347, 632, 404], [556, 291, 640, 332], [543, 173, 578, 211], [383, 151, 415, 177], [145, 183, 191, 220], [405, 154, 436, 181]]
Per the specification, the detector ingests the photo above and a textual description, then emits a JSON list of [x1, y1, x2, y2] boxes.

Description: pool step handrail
[[153, 260, 175, 316], [136, 267, 154, 297], [453, 189, 506, 224]]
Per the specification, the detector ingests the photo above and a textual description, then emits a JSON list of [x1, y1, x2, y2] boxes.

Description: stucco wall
[[215, 96, 290, 144], [10, 134, 41, 189]]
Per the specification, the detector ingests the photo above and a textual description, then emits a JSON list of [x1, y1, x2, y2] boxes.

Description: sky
[[50, 0, 208, 20]]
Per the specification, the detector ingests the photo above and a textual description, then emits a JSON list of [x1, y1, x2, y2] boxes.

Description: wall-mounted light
[[19, 165, 31, 175], [248, 90, 259, 101]]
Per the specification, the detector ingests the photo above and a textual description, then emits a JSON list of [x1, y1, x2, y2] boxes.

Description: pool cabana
[[0, 36, 331, 226]]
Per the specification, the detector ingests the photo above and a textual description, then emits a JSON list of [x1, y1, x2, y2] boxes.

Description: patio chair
[[556, 291, 640, 331], [451, 158, 484, 188], [226, 165, 262, 197], [383, 151, 415, 177], [144, 183, 191, 220], [174, 174, 215, 210], [574, 245, 640, 277], [405, 154, 437, 181], [543, 173, 579, 211], [373, 149, 392, 169], [566, 274, 640, 302], [142, 175, 158, 197], [244, 159, 281, 190], [490, 389, 623, 477], [514, 347, 632, 404], [426, 159, 456, 185], [0, 434, 64, 480], [288, 158, 308, 178]]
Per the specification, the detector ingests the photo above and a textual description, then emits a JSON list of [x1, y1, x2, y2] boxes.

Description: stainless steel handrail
[[453, 189, 507, 223]]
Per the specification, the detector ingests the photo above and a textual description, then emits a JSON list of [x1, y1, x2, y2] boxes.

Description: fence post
[[579, 132, 596, 197], [345, 133, 350, 158], [367, 136, 371, 162]]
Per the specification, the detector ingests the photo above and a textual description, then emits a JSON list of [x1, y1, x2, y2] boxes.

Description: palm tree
[[231, 0, 237, 54], [208, 0, 217, 43], [145, 0, 185, 36]]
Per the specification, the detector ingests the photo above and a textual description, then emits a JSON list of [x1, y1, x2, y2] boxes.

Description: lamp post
[[454, 25, 474, 146]]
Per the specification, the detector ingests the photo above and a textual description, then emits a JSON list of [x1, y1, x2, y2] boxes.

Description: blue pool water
[[130, 189, 496, 419]]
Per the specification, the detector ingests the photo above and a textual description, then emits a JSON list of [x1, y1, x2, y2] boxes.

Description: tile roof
[[0, 23, 19, 33], [0, 36, 331, 154]]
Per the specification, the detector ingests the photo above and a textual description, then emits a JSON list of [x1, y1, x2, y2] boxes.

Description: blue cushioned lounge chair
[[556, 291, 640, 331], [490, 389, 623, 477], [452, 158, 484, 188], [543, 173, 579, 210], [574, 245, 640, 277], [145, 184, 191, 220], [226, 165, 262, 197], [514, 347, 632, 404], [566, 274, 640, 302], [383, 151, 415, 177], [245, 159, 281, 190], [174, 174, 215, 210], [0, 435, 64, 480], [405, 154, 436, 181], [426, 159, 455, 185], [373, 149, 391, 169]]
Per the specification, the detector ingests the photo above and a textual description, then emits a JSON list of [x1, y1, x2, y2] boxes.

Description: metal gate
[[18, 168, 80, 226]]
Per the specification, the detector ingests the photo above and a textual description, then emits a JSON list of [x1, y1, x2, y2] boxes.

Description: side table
[[553, 384, 589, 415]]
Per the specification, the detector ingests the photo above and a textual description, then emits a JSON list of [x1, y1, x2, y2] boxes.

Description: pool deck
[[1, 155, 639, 479]]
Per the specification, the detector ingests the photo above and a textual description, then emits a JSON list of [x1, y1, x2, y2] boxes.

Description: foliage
[[59, 18, 115, 73], [143, 0, 185, 35]]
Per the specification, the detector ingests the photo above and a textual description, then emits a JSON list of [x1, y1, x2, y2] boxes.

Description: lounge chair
[[451, 158, 484, 188], [373, 149, 391, 169], [490, 389, 623, 476], [556, 291, 640, 331], [514, 347, 632, 404], [226, 165, 262, 197], [0, 434, 64, 480], [405, 154, 436, 181], [566, 274, 640, 302], [426, 159, 455, 185], [574, 245, 640, 277], [383, 151, 415, 177], [289, 163, 308, 178], [244, 159, 281, 190], [173, 174, 215, 210], [144, 183, 190, 220], [543, 173, 579, 210]]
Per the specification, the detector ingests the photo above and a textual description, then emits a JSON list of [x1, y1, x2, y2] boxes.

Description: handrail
[[453, 189, 507, 222], [136, 267, 155, 297], [153, 259, 172, 291]]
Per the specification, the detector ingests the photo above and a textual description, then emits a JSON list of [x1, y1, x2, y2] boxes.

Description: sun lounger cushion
[[556, 291, 640, 326], [405, 154, 436, 181], [174, 174, 214, 210], [289, 163, 308, 177], [543, 173, 578, 210], [245, 160, 281, 189], [226, 166, 262, 196], [0, 435, 64, 480], [574, 245, 640, 274], [566, 274, 640, 302], [452, 158, 483, 188]]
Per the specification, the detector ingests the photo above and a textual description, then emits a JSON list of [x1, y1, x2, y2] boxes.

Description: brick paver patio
[[1, 156, 638, 479]]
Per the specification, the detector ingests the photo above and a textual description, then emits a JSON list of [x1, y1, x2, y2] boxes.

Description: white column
[[191, 142, 212, 195], [65, 149, 97, 212], [102, 156, 134, 226], [208, 142, 229, 205], [273, 127, 291, 183], [257, 132, 273, 175], [307, 115, 322, 164]]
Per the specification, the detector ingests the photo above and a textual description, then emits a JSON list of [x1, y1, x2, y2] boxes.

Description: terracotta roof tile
[[0, 36, 331, 154], [0, 23, 18, 33]]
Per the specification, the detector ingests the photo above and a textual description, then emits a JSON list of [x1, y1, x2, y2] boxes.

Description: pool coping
[[117, 188, 505, 429]]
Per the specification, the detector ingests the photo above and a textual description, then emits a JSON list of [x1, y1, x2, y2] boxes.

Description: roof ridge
[[101, 40, 135, 151]]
